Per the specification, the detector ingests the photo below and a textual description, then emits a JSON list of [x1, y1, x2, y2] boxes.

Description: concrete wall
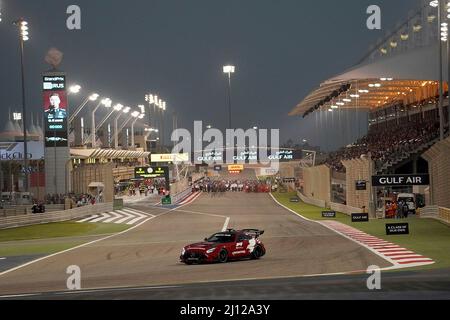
[[422, 136, 450, 208], [45, 147, 70, 195], [72, 163, 115, 202], [302, 165, 331, 206], [297, 190, 326, 208], [342, 158, 372, 210]]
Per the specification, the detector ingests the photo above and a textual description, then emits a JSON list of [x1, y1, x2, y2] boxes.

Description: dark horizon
[[0, 0, 418, 152]]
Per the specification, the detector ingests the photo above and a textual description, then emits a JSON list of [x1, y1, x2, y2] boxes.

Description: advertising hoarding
[[43, 75, 68, 147], [0, 142, 44, 161]]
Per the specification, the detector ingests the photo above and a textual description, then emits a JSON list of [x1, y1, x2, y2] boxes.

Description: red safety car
[[180, 229, 266, 264]]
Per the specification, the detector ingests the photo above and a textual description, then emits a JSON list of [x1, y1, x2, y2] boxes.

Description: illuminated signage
[[372, 174, 430, 187], [135, 166, 169, 179], [43, 73, 68, 147], [0, 142, 44, 161], [228, 164, 244, 172], [151, 153, 189, 163]]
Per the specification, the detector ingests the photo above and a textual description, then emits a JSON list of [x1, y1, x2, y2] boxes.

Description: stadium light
[[123, 106, 131, 114], [13, 18, 30, 192], [89, 93, 99, 101], [223, 65, 236, 129], [131, 111, 140, 118], [69, 84, 81, 94], [113, 103, 123, 111], [101, 98, 112, 107], [430, 0, 447, 140]]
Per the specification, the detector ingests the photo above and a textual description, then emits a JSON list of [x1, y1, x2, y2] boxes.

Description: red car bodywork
[[180, 229, 266, 264]]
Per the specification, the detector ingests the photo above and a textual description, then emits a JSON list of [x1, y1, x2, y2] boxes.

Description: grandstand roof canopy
[[290, 44, 446, 117], [70, 148, 150, 160]]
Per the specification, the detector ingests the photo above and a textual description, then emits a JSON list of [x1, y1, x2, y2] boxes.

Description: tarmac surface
[[0, 186, 391, 297]]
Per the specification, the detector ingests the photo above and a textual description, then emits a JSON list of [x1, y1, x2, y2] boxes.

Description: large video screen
[[43, 74, 68, 147]]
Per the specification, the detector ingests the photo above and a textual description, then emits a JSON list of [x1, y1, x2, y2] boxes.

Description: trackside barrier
[[420, 206, 450, 224], [439, 207, 450, 224], [0, 203, 113, 230], [296, 191, 326, 208], [329, 202, 363, 216]]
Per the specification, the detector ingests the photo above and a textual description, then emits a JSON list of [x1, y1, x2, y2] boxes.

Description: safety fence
[[0, 203, 113, 230], [439, 207, 450, 224], [419, 206, 450, 225]]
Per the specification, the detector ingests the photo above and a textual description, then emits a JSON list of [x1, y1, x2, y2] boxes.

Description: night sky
[[0, 0, 419, 151]]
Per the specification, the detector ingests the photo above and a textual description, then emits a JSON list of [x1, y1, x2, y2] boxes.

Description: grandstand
[[290, 0, 450, 215]]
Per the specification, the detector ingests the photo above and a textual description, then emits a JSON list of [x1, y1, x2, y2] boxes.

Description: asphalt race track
[[0, 187, 395, 297]]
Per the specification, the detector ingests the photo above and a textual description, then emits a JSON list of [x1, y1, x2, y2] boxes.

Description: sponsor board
[[351, 213, 369, 222], [322, 211, 336, 218], [0, 142, 44, 161], [228, 164, 244, 172], [386, 223, 409, 235], [151, 153, 189, 163], [356, 180, 367, 190], [135, 166, 169, 179], [43, 72, 68, 147], [372, 174, 430, 187]]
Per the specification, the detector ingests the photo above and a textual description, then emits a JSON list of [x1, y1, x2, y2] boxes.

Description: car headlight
[[181, 248, 186, 255], [206, 248, 216, 254]]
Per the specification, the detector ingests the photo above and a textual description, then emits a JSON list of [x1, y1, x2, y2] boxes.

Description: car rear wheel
[[251, 246, 262, 259], [218, 249, 228, 263]]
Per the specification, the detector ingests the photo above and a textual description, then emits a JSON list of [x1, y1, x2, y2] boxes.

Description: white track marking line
[[172, 207, 231, 234], [179, 192, 201, 205], [222, 217, 231, 232], [103, 212, 122, 223], [174, 208, 228, 219], [125, 211, 147, 225], [122, 208, 155, 218], [77, 214, 100, 223], [114, 210, 135, 224], [89, 213, 111, 223], [268, 193, 435, 271], [0, 258, 6, 260], [0, 201, 195, 277]]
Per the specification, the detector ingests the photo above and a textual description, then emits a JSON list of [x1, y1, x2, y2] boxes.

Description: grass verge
[[0, 222, 129, 257], [273, 191, 450, 271]]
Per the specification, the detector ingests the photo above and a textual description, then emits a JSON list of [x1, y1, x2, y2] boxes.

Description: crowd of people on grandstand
[[45, 192, 103, 206], [325, 119, 441, 172]]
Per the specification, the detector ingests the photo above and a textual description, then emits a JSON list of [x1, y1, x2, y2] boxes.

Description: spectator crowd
[[324, 119, 441, 173]]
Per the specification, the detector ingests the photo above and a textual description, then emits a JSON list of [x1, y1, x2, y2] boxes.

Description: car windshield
[[207, 233, 235, 243]]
